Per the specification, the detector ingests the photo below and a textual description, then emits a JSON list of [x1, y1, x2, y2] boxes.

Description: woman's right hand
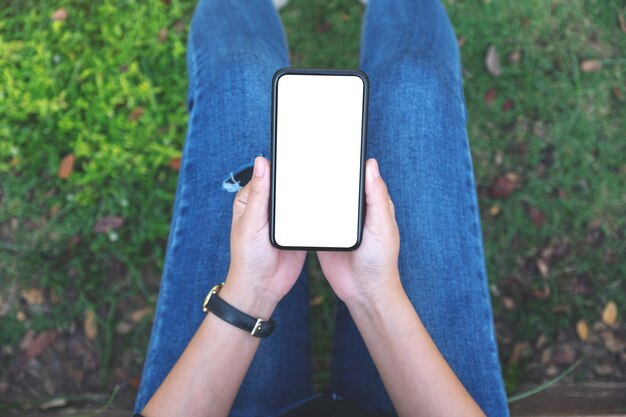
[[317, 158, 402, 305]]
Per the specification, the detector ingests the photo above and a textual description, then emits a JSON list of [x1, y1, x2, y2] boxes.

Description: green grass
[[0, 0, 624, 402]]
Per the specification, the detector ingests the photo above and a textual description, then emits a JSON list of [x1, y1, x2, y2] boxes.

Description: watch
[[201, 283, 276, 338]]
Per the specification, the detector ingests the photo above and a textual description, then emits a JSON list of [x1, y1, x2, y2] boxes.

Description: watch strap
[[202, 283, 275, 338]]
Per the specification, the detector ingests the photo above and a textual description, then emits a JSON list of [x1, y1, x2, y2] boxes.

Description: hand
[[317, 158, 402, 305], [225, 156, 307, 309]]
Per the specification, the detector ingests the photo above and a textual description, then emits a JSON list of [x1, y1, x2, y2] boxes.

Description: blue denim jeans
[[133, 0, 509, 416]]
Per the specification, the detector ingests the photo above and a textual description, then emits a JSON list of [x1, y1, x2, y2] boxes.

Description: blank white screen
[[274, 73, 364, 248]]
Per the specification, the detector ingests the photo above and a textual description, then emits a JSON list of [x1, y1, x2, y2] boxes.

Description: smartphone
[[270, 67, 369, 251]]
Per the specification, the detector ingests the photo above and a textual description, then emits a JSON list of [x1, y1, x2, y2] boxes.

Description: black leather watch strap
[[202, 283, 275, 338]]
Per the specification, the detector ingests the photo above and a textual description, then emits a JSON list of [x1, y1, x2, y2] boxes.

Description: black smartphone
[[269, 67, 369, 251]]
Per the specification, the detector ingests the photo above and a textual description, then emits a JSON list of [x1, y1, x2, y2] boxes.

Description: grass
[[0, 0, 624, 404]]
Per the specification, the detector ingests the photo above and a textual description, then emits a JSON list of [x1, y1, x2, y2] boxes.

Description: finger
[[241, 156, 270, 227], [232, 185, 249, 219], [365, 158, 394, 225]]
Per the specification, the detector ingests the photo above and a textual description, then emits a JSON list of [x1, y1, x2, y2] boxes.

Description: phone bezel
[[269, 67, 369, 251]]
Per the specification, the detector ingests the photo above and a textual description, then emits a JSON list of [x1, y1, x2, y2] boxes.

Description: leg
[[330, 1, 509, 416], [133, 2, 315, 416]]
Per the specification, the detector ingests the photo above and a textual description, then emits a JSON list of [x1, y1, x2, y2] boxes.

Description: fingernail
[[370, 159, 380, 179], [253, 157, 265, 177]]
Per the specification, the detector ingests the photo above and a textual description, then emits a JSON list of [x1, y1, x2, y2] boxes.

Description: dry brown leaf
[[484, 88, 497, 105], [16, 310, 26, 321], [21, 329, 60, 358], [21, 288, 44, 305], [309, 295, 324, 306], [93, 216, 124, 233], [602, 301, 618, 326], [601, 330, 622, 353], [618, 12, 626, 33], [509, 49, 522, 63], [489, 205, 501, 217], [501, 99, 515, 112], [158, 28, 168, 43], [485, 45, 502, 76], [457, 36, 466, 48], [488, 175, 518, 199], [57, 154, 75, 179], [51, 8, 68, 21], [580, 59, 602, 73], [509, 342, 528, 365], [502, 296, 515, 310], [49, 288, 61, 305], [576, 320, 589, 342], [130, 306, 155, 323], [536, 258, 549, 278], [84, 309, 98, 341], [115, 321, 133, 335], [41, 398, 68, 410], [169, 156, 181, 171], [529, 206, 546, 227], [129, 107, 145, 122]]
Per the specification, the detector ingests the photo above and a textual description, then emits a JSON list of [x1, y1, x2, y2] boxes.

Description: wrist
[[218, 276, 279, 320], [344, 273, 406, 315]]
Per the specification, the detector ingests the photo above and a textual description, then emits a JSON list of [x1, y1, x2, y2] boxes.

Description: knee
[[366, 52, 466, 128]]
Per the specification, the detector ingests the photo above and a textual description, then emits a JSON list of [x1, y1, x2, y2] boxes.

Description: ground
[[0, 0, 624, 413]]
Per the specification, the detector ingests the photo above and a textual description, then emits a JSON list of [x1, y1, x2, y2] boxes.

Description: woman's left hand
[[224, 156, 306, 311]]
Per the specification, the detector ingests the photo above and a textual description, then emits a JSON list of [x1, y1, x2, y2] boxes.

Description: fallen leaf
[[488, 174, 518, 199], [340, 13, 350, 22], [21, 288, 44, 305], [93, 216, 124, 233], [576, 320, 589, 342], [115, 321, 133, 335], [130, 306, 154, 323], [484, 88, 497, 105], [501, 99, 515, 112], [602, 301, 618, 326], [41, 398, 67, 410], [51, 8, 68, 21], [536, 258, 549, 278], [21, 329, 60, 358], [309, 295, 324, 306], [529, 206, 546, 227], [457, 36, 466, 48], [316, 22, 333, 32], [50, 288, 61, 304], [509, 49, 522, 63], [169, 156, 181, 171], [509, 342, 528, 365], [501, 296, 515, 310], [612, 86, 624, 101], [57, 154, 75, 179], [601, 330, 622, 353], [158, 28, 168, 43], [618, 12, 626, 33], [172, 19, 186, 33], [485, 45, 502, 76], [16, 310, 26, 321], [129, 375, 141, 390], [531, 285, 551, 301], [580, 59, 602, 73], [129, 107, 145, 122], [552, 344, 576, 366], [594, 363, 613, 376], [489, 205, 501, 217], [84, 309, 97, 340]]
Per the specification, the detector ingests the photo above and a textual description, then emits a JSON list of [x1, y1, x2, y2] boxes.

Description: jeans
[[133, 0, 509, 416]]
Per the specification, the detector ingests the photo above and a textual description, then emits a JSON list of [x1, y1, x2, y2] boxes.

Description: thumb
[[365, 158, 394, 222], [243, 156, 270, 227]]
